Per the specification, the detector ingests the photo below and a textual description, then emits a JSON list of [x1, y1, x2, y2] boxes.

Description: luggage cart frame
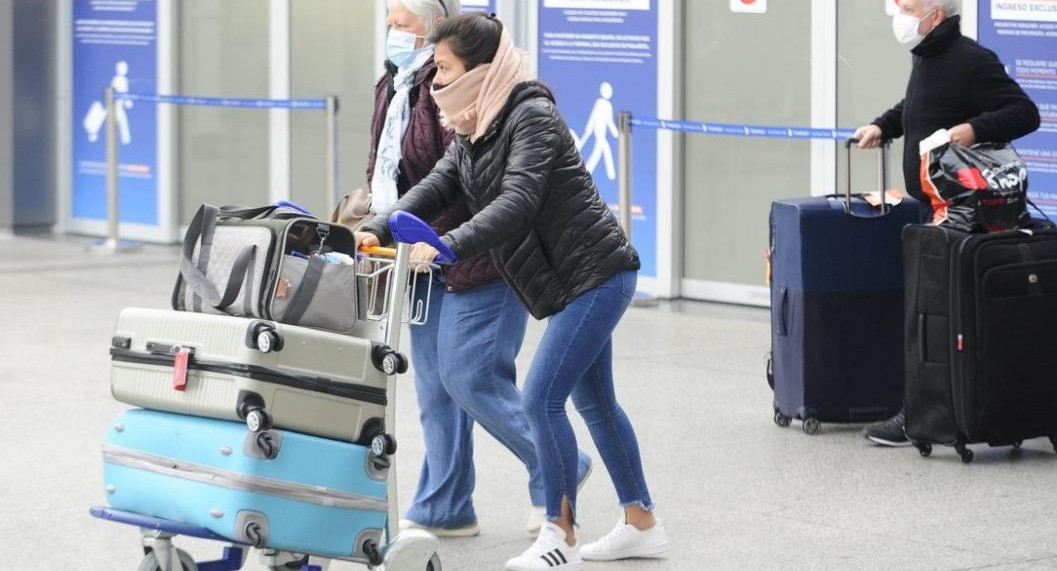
[[91, 211, 455, 571]]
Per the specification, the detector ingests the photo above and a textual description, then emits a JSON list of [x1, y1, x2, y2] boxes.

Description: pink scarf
[[431, 27, 529, 142]]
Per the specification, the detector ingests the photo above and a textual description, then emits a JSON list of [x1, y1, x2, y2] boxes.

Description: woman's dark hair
[[428, 12, 503, 70]]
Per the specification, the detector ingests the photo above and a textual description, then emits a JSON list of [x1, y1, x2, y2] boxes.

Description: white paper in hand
[[919, 128, 951, 156]]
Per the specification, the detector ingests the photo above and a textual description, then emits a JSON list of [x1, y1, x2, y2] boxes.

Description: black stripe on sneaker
[[555, 549, 568, 564], [540, 552, 557, 566]]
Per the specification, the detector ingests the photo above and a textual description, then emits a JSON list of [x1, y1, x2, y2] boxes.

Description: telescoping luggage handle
[[837, 138, 891, 218]]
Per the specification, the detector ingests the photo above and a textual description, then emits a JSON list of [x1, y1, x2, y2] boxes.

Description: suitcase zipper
[[103, 444, 387, 512], [110, 348, 388, 406]]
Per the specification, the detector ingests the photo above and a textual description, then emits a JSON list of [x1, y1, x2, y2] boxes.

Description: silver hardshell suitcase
[[109, 307, 404, 444]]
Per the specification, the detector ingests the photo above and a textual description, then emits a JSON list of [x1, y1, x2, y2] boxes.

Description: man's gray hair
[[389, 0, 462, 34], [924, 0, 961, 16]]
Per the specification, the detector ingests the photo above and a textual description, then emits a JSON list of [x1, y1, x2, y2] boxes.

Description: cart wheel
[[773, 411, 791, 428], [802, 417, 821, 436], [426, 552, 442, 571], [916, 443, 932, 458], [137, 548, 196, 571], [1012, 440, 1023, 449], [246, 408, 273, 432]]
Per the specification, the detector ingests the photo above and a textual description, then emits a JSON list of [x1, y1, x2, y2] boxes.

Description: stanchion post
[[105, 87, 119, 245], [324, 95, 339, 218], [88, 87, 140, 254], [616, 111, 658, 307], [618, 110, 633, 237]]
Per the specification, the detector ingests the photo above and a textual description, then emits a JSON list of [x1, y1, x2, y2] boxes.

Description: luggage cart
[[91, 211, 457, 571]]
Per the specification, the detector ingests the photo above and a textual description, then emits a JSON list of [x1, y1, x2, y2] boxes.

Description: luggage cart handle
[[389, 211, 457, 264], [360, 246, 397, 257], [843, 138, 890, 216]]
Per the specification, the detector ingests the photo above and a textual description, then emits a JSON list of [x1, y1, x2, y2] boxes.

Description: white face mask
[[892, 9, 935, 49]]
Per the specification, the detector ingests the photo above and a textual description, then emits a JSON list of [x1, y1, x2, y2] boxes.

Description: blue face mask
[[386, 29, 430, 69]]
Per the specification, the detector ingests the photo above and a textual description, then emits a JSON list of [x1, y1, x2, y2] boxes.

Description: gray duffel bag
[[172, 203, 361, 334]]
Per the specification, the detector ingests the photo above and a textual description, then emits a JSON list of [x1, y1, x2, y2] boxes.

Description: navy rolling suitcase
[[768, 140, 920, 434]]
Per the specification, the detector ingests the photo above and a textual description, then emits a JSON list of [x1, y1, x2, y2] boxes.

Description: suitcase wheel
[[363, 538, 384, 567], [370, 433, 398, 457], [372, 343, 409, 376], [245, 521, 267, 548], [801, 417, 821, 436], [915, 443, 932, 458], [246, 408, 274, 433], [773, 411, 791, 428], [382, 352, 408, 376], [138, 548, 196, 571], [954, 443, 974, 464], [249, 322, 285, 353], [256, 431, 280, 460], [1011, 440, 1023, 450]]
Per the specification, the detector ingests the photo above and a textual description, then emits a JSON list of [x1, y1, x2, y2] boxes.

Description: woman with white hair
[[366, 0, 592, 538]]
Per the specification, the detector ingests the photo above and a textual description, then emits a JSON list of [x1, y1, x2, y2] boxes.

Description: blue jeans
[[523, 270, 654, 521], [404, 277, 546, 527]]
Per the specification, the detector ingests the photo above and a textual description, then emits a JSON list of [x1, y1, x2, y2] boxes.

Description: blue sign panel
[[461, 0, 497, 14], [72, 0, 157, 224], [979, 1, 1057, 217], [538, 0, 659, 277]]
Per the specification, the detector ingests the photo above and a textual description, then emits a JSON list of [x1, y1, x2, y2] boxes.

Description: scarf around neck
[[431, 27, 529, 142], [371, 47, 434, 212]]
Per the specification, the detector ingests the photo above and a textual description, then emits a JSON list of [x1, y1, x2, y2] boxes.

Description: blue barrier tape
[[115, 93, 327, 110], [630, 117, 856, 141]]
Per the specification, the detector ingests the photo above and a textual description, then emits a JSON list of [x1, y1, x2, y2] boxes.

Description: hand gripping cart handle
[[90, 211, 457, 571]]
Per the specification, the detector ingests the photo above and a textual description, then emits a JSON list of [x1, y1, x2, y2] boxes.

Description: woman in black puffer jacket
[[358, 12, 667, 571]]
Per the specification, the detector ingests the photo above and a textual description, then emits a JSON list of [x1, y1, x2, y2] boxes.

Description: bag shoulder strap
[[279, 255, 326, 324], [178, 204, 256, 311]]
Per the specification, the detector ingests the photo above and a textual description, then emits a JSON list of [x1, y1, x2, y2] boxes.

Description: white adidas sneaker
[[505, 522, 583, 570], [581, 517, 669, 561]]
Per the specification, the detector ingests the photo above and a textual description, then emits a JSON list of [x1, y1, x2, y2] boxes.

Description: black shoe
[[862, 411, 911, 447]]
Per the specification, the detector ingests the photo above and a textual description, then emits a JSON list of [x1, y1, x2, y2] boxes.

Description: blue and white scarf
[[371, 48, 435, 213]]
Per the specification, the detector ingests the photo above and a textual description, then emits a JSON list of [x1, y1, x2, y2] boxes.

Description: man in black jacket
[[853, 0, 1040, 447]]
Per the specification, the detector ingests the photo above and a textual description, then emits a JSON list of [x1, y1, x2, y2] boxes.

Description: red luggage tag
[[172, 347, 190, 391]]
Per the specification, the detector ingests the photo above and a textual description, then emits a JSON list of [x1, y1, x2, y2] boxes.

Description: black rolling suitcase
[[903, 224, 1057, 462]]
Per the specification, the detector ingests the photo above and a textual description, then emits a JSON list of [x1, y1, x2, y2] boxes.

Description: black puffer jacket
[[362, 81, 640, 319]]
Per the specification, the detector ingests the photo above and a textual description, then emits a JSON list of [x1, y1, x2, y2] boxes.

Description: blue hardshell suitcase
[[102, 408, 388, 559], [768, 142, 921, 433]]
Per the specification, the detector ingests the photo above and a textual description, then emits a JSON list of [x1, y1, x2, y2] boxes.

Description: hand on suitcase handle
[[850, 125, 887, 149]]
